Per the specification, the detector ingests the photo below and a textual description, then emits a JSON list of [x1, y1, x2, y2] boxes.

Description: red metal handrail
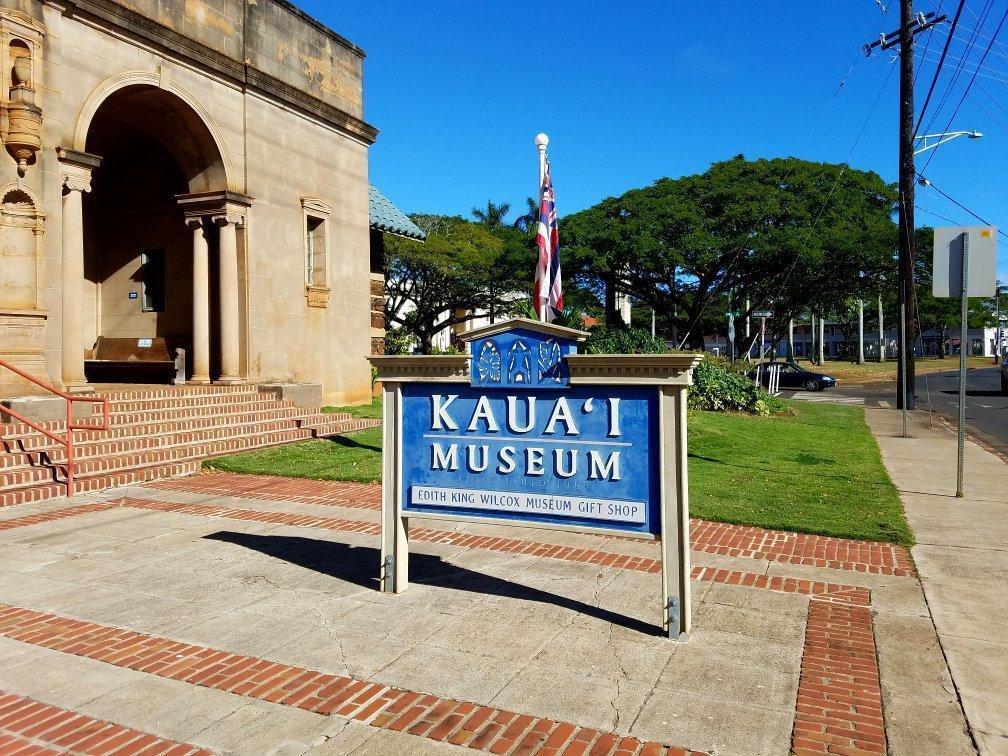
[[0, 359, 109, 497]]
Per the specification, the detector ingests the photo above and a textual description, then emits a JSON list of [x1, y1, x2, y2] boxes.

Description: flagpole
[[535, 133, 549, 322]]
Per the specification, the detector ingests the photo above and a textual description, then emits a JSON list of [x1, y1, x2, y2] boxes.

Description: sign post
[[370, 318, 702, 639], [932, 226, 998, 497], [751, 310, 773, 387]]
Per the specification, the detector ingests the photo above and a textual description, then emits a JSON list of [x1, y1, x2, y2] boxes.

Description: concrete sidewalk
[[866, 407, 1008, 755]]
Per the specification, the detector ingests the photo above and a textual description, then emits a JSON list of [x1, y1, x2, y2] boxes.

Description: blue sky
[[306, 1, 1008, 280]]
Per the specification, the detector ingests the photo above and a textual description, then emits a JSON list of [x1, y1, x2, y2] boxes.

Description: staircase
[[0, 384, 379, 507]]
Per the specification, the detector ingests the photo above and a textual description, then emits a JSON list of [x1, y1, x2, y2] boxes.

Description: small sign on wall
[[128, 291, 138, 299]]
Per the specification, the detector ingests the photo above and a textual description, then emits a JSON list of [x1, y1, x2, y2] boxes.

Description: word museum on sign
[[399, 385, 660, 536]]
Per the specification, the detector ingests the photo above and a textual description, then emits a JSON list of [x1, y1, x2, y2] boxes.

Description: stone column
[[187, 216, 211, 384], [57, 148, 101, 392], [214, 212, 243, 383]]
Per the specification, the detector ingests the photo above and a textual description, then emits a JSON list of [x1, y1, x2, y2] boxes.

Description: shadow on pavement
[[205, 531, 660, 636]]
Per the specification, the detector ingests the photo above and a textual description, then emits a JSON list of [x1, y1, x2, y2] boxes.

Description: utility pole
[[864, 5, 945, 410]]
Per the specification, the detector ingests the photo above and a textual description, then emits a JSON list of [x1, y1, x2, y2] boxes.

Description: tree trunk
[[806, 314, 814, 364], [788, 319, 794, 361], [419, 330, 434, 355], [818, 316, 825, 365], [604, 275, 619, 327]]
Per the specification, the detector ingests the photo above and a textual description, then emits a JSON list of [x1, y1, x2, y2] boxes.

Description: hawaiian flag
[[534, 164, 563, 322]]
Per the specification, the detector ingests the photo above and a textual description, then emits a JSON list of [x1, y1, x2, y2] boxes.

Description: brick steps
[[2, 408, 353, 447], [0, 385, 379, 506]]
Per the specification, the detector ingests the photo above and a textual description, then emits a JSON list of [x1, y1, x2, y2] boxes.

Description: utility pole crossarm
[[863, 12, 946, 55]]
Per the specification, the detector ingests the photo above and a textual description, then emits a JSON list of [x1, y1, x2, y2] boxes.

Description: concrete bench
[[84, 337, 183, 383]]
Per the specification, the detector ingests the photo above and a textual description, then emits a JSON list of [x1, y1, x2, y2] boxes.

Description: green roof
[[369, 185, 425, 240]]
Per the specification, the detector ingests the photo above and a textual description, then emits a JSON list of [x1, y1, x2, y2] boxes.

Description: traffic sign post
[[933, 227, 998, 498], [751, 311, 773, 387]]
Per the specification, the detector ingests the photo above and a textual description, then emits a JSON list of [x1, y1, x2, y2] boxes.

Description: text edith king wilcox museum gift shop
[[370, 319, 702, 639]]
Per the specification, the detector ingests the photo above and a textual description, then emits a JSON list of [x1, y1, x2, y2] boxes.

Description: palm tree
[[513, 197, 539, 233], [471, 200, 511, 229]]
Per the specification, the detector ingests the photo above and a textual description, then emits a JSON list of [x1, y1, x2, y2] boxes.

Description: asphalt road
[[836, 367, 1008, 457]]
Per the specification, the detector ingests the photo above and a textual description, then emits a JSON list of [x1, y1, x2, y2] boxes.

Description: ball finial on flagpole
[[535, 132, 549, 150]]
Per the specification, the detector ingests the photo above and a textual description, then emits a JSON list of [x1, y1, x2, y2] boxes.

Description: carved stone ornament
[[60, 170, 92, 194], [211, 212, 246, 227], [305, 283, 331, 308], [5, 100, 40, 176]]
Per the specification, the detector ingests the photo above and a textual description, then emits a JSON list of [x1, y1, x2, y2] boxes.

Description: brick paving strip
[[0, 502, 115, 532], [0, 689, 211, 755], [148, 475, 915, 577], [0, 605, 700, 756], [115, 497, 871, 607], [791, 602, 886, 755]]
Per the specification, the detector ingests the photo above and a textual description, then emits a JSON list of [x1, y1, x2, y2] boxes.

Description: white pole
[[857, 299, 865, 364], [535, 133, 549, 322], [878, 294, 885, 363]]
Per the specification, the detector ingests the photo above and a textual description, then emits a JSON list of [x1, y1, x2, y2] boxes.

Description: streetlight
[[913, 130, 982, 156]]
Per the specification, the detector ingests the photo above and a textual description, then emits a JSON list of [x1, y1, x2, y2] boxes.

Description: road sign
[[933, 226, 997, 298], [370, 318, 702, 639], [752, 310, 773, 319]]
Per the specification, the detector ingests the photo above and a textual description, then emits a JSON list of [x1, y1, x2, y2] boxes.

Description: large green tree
[[562, 156, 897, 349], [384, 215, 509, 352]]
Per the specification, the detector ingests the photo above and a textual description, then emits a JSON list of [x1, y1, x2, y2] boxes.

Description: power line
[[919, 0, 991, 140], [917, 175, 1008, 240], [914, 0, 943, 87], [915, 203, 964, 225], [920, 4, 1008, 173], [915, 0, 966, 135], [917, 46, 1008, 84]]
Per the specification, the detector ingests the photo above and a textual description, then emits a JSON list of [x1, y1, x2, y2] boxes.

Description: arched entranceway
[[72, 83, 246, 385]]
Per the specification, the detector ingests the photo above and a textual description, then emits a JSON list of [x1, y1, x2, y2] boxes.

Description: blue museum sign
[[401, 384, 659, 537], [370, 317, 700, 639]]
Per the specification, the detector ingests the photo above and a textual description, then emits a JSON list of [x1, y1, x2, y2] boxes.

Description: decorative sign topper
[[470, 324, 579, 389], [369, 318, 701, 639]]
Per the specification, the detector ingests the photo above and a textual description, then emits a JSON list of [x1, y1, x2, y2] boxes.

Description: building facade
[[0, 0, 380, 405]]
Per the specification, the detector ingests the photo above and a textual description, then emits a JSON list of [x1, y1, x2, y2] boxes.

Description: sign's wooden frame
[[370, 321, 701, 639]]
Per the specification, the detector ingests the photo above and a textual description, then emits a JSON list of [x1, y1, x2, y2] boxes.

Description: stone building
[[0, 0, 400, 405]]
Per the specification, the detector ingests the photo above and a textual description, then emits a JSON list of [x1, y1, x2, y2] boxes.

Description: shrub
[[384, 327, 414, 355], [689, 357, 788, 416], [583, 326, 669, 355]]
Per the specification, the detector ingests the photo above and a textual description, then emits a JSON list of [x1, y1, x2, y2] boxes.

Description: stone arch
[[73, 70, 235, 192]]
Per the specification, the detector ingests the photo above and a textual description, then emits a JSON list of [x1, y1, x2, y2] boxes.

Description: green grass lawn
[[323, 396, 381, 419], [205, 400, 911, 546], [205, 426, 383, 483], [688, 403, 911, 546]]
